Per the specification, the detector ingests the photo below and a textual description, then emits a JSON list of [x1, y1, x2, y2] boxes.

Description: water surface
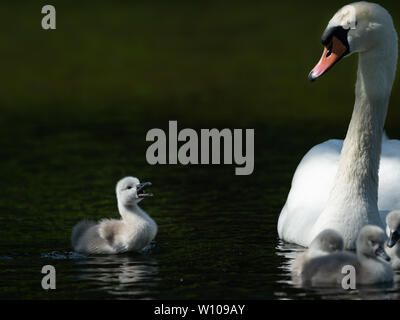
[[1, 0, 400, 300], [1, 112, 400, 300]]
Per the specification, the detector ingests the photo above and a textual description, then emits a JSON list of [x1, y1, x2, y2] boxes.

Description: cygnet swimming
[[386, 210, 400, 269], [301, 225, 393, 286], [292, 229, 344, 280], [71, 176, 157, 254]]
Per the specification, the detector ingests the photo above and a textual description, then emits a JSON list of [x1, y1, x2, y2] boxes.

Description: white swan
[[71, 177, 157, 254], [292, 229, 344, 280], [385, 210, 400, 269], [301, 225, 393, 286], [278, 2, 400, 249]]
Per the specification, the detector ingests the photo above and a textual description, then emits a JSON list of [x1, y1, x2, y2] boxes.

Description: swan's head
[[356, 225, 390, 261], [116, 176, 153, 206], [386, 210, 400, 248], [309, 229, 344, 253], [309, 1, 397, 81]]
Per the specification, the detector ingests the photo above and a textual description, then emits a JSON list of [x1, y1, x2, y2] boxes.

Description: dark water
[[1, 111, 400, 300], [2, 0, 400, 300]]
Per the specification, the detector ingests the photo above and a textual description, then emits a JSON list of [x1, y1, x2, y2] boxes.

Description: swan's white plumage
[[278, 2, 400, 249], [278, 138, 400, 246]]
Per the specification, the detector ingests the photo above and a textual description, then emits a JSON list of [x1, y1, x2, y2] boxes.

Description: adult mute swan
[[71, 177, 157, 254], [278, 2, 400, 249], [301, 225, 393, 286]]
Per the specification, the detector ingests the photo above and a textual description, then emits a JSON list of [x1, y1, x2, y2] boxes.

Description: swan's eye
[[126, 186, 133, 190], [326, 42, 333, 57]]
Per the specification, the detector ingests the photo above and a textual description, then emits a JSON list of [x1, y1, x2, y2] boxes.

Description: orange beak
[[309, 36, 348, 81]]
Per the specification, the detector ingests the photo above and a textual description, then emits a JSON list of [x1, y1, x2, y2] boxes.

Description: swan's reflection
[[275, 240, 305, 274], [73, 254, 160, 299], [275, 240, 400, 299]]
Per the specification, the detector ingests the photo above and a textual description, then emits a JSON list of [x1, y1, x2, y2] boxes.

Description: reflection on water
[[276, 241, 305, 274], [1, 240, 400, 299], [276, 241, 400, 300], [40, 251, 87, 260], [1, 113, 400, 299], [73, 254, 160, 299]]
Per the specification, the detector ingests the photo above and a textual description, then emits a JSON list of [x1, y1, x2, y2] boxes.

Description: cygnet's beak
[[375, 246, 391, 262], [308, 36, 348, 81], [387, 230, 400, 248], [137, 182, 153, 198]]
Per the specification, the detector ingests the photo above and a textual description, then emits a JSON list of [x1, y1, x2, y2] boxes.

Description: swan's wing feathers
[[290, 139, 342, 210], [382, 139, 400, 157], [98, 219, 124, 245], [379, 139, 400, 210], [71, 220, 96, 249], [278, 140, 342, 245]]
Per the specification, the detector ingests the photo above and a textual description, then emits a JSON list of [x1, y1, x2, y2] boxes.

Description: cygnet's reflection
[[74, 253, 159, 299], [275, 240, 400, 299]]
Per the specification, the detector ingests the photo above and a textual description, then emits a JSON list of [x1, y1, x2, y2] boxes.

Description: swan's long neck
[[333, 49, 395, 205], [316, 30, 398, 246], [118, 202, 150, 222]]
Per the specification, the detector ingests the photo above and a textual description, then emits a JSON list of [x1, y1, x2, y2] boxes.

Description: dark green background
[[1, 1, 400, 299]]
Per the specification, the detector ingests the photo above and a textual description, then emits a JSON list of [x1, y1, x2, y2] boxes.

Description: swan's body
[[279, 138, 400, 248], [292, 229, 344, 280], [71, 177, 157, 254], [278, 2, 400, 249], [302, 225, 393, 286], [385, 210, 400, 269]]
